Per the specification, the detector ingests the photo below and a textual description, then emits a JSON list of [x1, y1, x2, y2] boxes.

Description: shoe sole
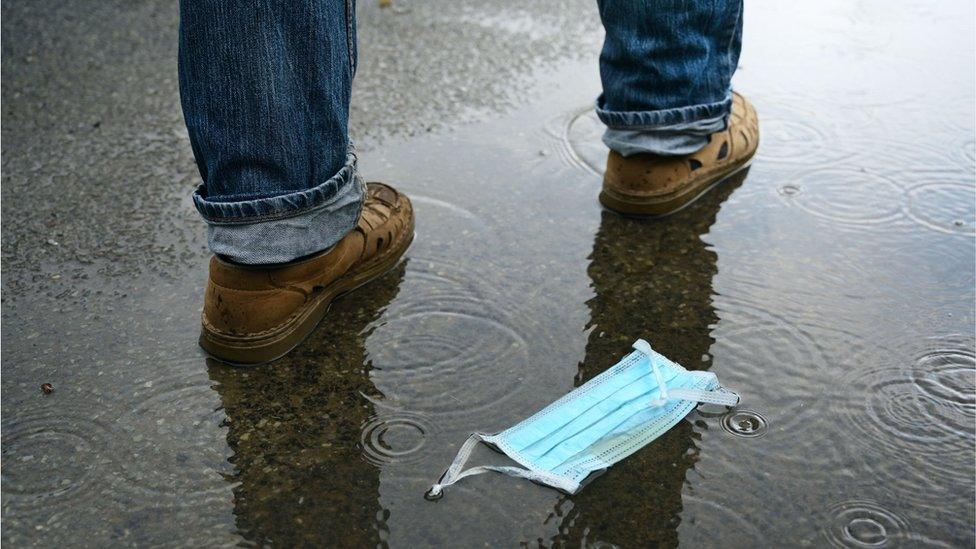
[[199, 220, 415, 366], [598, 152, 755, 217]]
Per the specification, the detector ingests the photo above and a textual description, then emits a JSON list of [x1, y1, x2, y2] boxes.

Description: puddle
[[2, 0, 974, 546], [823, 500, 911, 548], [778, 184, 802, 196], [360, 412, 433, 466], [562, 107, 609, 175], [777, 167, 905, 227], [841, 361, 974, 458], [913, 347, 976, 410], [905, 182, 976, 235], [366, 257, 532, 417], [1, 413, 112, 508], [745, 98, 854, 169]]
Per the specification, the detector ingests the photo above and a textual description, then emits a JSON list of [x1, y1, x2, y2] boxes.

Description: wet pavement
[[2, 0, 974, 547]]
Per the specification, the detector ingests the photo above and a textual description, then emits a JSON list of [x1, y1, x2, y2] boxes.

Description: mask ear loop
[[426, 433, 580, 499], [632, 339, 740, 408], [671, 386, 740, 406], [633, 339, 670, 406], [427, 433, 485, 499]]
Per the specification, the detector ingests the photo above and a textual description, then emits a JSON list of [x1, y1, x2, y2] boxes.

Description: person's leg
[[179, 0, 415, 364], [179, 0, 362, 265], [596, 0, 743, 156], [595, 0, 757, 216]]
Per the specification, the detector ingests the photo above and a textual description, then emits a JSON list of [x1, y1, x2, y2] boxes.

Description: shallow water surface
[[2, 0, 974, 546]]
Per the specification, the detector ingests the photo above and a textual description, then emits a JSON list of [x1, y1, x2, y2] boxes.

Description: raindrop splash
[[721, 410, 768, 438], [359, 412, 433, 466]]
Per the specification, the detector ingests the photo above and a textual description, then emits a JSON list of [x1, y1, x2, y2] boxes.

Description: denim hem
[[193, 148, 359, 225], [205, 173, 365, 265], [603, 129, 712, 157], [595, 93, 733, 130]]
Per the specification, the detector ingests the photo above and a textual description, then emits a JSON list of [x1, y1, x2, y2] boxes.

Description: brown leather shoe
[[199, 182, 414, 365], [600, 92, 759, 216]]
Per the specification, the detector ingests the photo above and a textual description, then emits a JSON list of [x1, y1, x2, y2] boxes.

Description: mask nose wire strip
[[428, 433, 578, 497]]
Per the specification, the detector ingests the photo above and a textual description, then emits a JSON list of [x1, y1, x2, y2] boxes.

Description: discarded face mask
[[426, 339, 739, 498]]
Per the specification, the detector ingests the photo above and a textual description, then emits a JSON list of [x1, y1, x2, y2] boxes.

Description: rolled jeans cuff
[[596, 92, 732, 156], [192, 148, 365, 265]]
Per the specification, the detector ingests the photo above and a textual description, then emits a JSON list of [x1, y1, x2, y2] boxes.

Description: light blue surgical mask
[[427, 339, 739, 498]]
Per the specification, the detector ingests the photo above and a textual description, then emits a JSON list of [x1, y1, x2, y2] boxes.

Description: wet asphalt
[[3, 0, 975, 547]]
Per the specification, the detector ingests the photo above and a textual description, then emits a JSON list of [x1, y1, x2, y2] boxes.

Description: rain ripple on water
[[904, 181, 976, 236], [367, 257, 531, 417], [112, 360, 233, 505], [1, 412, 115, 511], [835, 335, 975, 498], [842, 345, 974, 454], [359, 410, 434, 466], [775, 166, 904, 228], [823, 500, 912, 548]]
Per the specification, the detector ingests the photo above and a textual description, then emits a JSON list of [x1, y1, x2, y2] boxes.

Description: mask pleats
[[548, 371, 707, 474], [513, 358, 682, 468], [550, 389, 689, 474], [532, 389, 663, 471], [501, 355, 647, 451]]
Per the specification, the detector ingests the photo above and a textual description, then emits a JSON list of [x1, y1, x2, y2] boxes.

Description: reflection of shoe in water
[[199, 182, 414, 365], [600, 92, 760, 216]]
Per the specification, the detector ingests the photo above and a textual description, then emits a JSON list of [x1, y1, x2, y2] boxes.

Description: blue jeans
[[179, 0, 363, 265], [597, 0, 743, 156], [179, 0, 743, 265]]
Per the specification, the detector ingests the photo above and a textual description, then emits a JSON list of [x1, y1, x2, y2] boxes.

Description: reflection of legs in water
[[551, 172, 747, 546], [207, 262, 407, 546]]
